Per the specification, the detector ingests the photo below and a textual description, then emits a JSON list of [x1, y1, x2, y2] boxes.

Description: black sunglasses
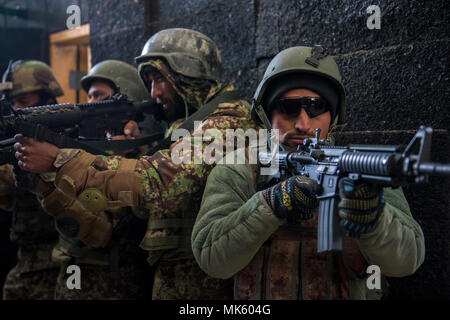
[[275, 97, 329, 118]]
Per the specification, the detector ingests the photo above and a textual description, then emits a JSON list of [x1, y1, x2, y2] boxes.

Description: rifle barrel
[[419, 162, 450, 175]]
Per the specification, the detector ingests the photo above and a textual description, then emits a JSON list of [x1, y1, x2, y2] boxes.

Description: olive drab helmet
[[252, 46, 347, 127], [0, 60, 64, 100], [135, 28, 223, 83], [80, 60, 150, 101]]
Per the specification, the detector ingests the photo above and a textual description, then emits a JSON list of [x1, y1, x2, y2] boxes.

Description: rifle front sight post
[[315, 128, 321, 140]]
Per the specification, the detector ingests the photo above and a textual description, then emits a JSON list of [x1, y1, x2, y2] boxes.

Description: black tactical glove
[[338, 177, 385, 237], [261, 175, 322, 223]]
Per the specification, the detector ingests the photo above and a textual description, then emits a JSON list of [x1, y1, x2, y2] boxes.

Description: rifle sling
[[147, 90, 241, 155], [78, 132, 165, 151]]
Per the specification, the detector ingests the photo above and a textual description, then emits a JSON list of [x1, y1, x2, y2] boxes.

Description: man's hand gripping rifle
[[259, 126, 450, 253]]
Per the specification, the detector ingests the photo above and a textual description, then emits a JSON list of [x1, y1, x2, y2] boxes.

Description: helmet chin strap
[[253, 102, 286, 152], [253, 102, 272, 131]]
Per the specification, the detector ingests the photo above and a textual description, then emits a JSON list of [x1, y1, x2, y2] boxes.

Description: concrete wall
[[88, 0, 449, 299]]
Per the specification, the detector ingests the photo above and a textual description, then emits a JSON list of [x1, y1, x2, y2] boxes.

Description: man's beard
[[163, 95, 187, 123]]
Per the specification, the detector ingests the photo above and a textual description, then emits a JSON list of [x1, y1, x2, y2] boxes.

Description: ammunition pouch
[[141, 217, 197, 266]]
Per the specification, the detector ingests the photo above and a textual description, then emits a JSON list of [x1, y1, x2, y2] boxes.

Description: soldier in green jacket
[[191, 46, 425, 300], [13, 28, 258, 299]]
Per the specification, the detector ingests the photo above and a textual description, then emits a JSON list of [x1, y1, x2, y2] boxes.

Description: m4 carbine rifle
[[0, 94, 165, 165], [259, 126, 450, 253]]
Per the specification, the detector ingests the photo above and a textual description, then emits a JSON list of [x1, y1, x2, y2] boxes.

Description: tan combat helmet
[[0, 60, 64, 100], [252, 46, 347, 127], [135, 28, 223, 84], [80, 60, 150, 101]]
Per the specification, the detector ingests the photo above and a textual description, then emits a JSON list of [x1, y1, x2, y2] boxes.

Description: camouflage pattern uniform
[[0, 60, 63, 299], [38, 29, 259, 299], [40, 60, 157, 300], [0, 164, 17, 299]]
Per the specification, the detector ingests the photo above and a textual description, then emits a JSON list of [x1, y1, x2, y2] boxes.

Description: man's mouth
[[287, 137, 305, 145], [286, 135, 313, 147]]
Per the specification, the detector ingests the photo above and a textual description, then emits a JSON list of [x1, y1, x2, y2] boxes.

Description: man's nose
[[294, 108, 311, 133], [150, 82, 161, 99]]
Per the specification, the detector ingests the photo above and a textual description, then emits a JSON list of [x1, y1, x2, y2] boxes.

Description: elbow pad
[[41, 188, 112, 248]]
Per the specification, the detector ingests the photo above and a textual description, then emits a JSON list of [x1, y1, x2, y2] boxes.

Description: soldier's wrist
[[260, 187, 288, 220], [258, 190, 284, 221]]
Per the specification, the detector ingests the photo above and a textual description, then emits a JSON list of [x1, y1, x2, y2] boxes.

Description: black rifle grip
[[317, 196, 343, 252]]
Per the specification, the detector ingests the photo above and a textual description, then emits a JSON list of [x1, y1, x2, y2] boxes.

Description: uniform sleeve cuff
[[53, 149, 83, 168]]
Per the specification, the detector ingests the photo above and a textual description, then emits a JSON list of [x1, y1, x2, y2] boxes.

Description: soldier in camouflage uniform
[[47, 60, 158, 299], [0, 60, 63, 299], [14, 28, 259, 299], [81, 59, 165, 141]]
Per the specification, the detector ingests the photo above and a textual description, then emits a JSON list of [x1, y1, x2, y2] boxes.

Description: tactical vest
[[234, 216, 368, 299], [139, 90, 242, 265], [143, 196, 200, 266], [234, 148, 368, 300]]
